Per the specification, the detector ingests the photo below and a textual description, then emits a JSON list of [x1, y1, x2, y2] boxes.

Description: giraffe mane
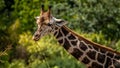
[[63, 25, 120, 55]]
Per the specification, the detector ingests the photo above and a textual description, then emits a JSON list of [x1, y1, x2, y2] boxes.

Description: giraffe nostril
[[35, 34, 39, 37]]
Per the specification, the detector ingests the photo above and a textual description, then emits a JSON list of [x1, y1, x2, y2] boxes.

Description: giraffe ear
[[56, 19, 67, 26], [35, 16, 39, 20]]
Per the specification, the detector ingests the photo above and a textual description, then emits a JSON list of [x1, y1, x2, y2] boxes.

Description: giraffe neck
[[53, 25, 120, 68]]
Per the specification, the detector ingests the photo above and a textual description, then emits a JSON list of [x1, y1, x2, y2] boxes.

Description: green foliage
[[115, 40, 120, 51], [0, 0, 120, 68], [0, 0, 5, 10], [18, 32, 86, 68], [9, 60, 25, 68]]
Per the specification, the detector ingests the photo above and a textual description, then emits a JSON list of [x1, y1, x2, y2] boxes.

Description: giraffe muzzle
[[32, 34, 40, 41]]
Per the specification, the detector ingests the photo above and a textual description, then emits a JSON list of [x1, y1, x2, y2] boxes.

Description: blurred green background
[[0, 0, 120, 68]]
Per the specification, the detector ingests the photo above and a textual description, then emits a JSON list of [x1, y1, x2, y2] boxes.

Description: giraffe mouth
[[32, 37, 40, 41], [33, 37, 40, 41], [32, 34, 41, 41]]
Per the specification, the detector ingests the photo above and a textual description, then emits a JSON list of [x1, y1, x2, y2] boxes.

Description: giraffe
[[32, 6, 120, 68]]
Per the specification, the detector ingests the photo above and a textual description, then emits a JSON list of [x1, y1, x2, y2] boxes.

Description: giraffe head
[[33, 6, 67, 41]]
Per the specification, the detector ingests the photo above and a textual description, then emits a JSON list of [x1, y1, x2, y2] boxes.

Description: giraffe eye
[[47, 23, 52, 26]]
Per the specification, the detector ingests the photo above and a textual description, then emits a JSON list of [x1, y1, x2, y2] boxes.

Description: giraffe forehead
[[36, 17, 47, 25], [41, 12, 50, 18], [40, 14, 51, 22]]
